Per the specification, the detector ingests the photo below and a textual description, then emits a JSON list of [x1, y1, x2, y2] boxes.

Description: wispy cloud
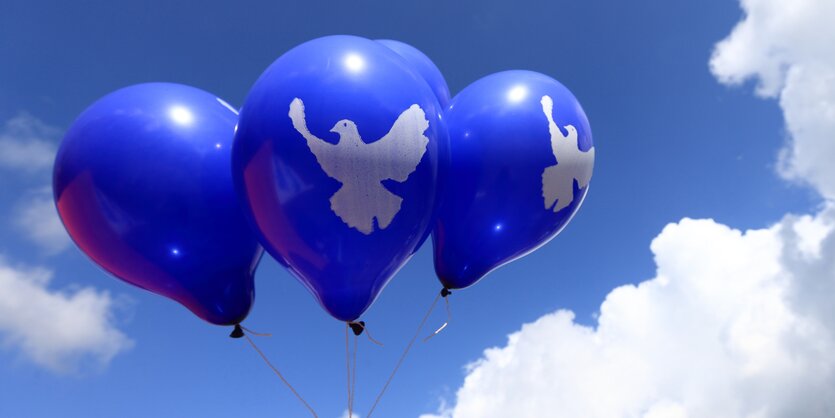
[[0, 113, 132, 373], [0, 257, 133, 373], [0, 113, 71, 255], [14, 187, 71, 254], [0, 112, 58, 174]]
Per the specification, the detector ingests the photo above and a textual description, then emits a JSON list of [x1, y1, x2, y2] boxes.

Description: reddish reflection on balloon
[[57, 171, 199, 309], [242, 141, 328, 291]]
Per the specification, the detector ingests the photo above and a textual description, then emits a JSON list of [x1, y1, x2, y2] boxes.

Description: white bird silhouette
[[289, 98, 429, 234], [541, 95, 595, 212]]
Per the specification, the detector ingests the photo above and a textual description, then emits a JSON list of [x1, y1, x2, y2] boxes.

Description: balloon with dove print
[[432, 70, 595, 290], [232, 35, 444, 322], [375, 39, 452, 253]]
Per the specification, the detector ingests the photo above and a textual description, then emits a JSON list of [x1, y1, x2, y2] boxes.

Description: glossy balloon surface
[[54, 83, 263, 325], [433, 70, 595, 289], [376, 39, 451, 252], [376, 39, 451, 109], [233, 35, 443, 321]]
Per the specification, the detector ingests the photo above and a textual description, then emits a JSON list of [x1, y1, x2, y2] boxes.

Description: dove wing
[[288, 98, 339, 179], [366, 104, 430, 182], [575, 145, 595, 188]]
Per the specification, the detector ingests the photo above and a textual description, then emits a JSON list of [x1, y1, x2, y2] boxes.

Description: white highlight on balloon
[[168, 106, 194, 126], [216, 97, 239, 115], [507, 85, 529, 103], [344, 53, 366, 73]]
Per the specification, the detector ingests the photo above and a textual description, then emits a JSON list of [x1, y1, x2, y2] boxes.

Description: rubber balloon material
[[233, 35, 444, 322], [375, 39, 452, 251], [54, 83, 263, 326], [376, 39, 451, 109], [432, 70, 595, 289]]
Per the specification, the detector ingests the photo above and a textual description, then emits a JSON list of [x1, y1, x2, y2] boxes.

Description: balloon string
[[240, 328, 318, 418], [351, 330, 359, 415], [344, 325, 361, 417], [360, 323, 385, 346], [240, 325, 272, 337], [366, 292, 442, 418], [345, 325, 353, 418], [424, 293, 452, 342]]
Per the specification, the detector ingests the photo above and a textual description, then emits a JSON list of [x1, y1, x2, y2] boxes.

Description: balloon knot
[[441, 288, 452, 298], [348, 321, 366, 336], [230, 324, 245, 339]]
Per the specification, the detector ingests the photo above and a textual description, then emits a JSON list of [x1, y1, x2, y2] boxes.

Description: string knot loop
[[229, 324, 245, 339], [348, 321, 366, 336]]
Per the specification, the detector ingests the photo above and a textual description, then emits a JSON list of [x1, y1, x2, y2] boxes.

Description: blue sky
[[2, 0, 834, 417]]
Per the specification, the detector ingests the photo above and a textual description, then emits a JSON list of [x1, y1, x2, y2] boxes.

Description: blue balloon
[[376, 39, 451, 109], [53, 83, 263, 326], [433, 71, 595, 289], [233, 35, 444, 322], [376, 39, 452, 252]]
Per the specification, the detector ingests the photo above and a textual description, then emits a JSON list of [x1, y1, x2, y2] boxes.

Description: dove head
[[564, 124, 578, 139], [330, 120, 361, 143]]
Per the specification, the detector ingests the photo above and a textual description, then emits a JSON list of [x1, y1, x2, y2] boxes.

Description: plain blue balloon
[[233, 35, 444, 322], [53, 83, 263, 326], [376, 39, 451, 109], [433, 71, 595, 290]]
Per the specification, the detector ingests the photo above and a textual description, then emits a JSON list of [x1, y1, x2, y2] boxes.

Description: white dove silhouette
[[541, 95, 595, 212], [289, 98, 429, 234]]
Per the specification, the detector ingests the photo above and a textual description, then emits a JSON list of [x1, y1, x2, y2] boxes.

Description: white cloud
[[0, 113, 58, 174], [340, 410, 362, 418], [14, 188, 71, 254], [425, 1, 835, 416], [425, 211, 835, 418], [711, 0, 835, 199], [0, 258, 132, 373]]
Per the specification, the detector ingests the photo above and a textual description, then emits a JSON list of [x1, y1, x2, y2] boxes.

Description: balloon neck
[[348, 321, 366, 336], [441, 288, 452, 298], [229, 324, 245, 339]]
